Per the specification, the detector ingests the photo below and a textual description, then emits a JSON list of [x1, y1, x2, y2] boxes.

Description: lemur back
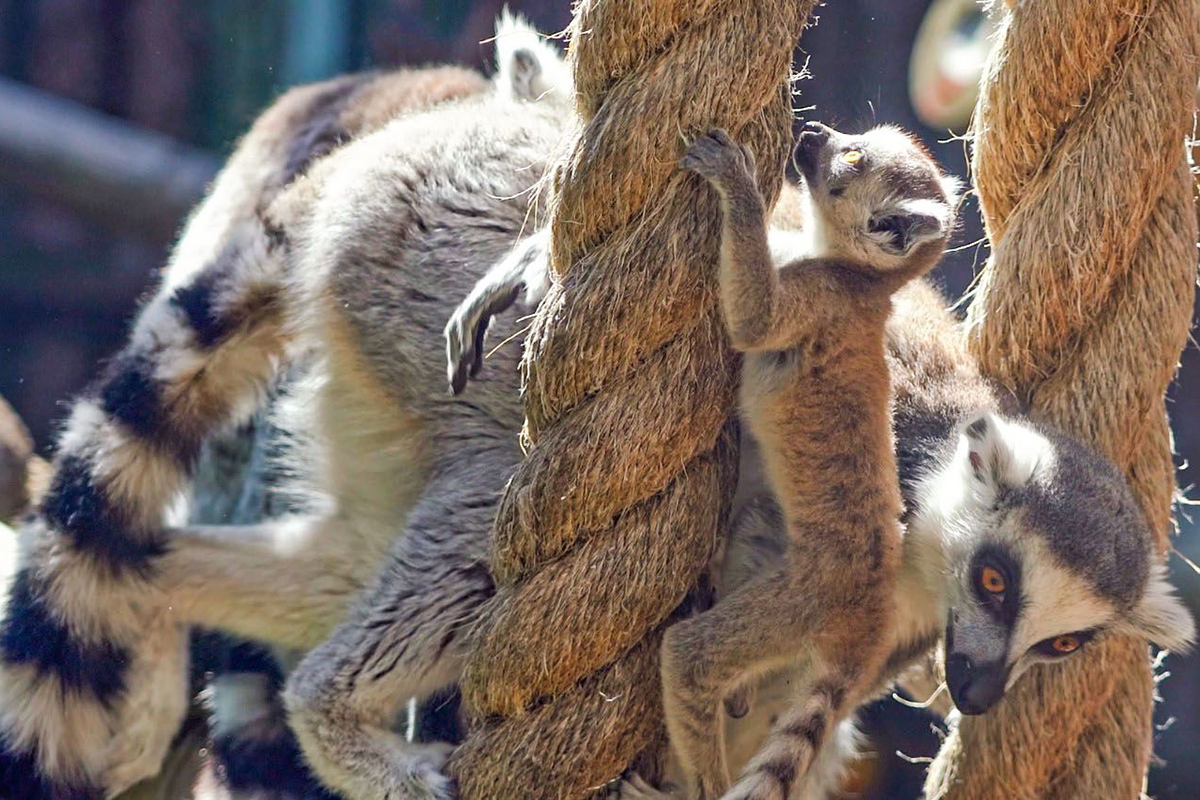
[[0, 15, 571, 796]]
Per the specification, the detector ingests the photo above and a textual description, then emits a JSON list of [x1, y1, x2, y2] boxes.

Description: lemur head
[[910, 412, 1195, 715], [792, 121, 960, 269], [492, 10, 573, 106]]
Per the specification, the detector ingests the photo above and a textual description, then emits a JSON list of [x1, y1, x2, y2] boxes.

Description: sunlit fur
[[0, 16, 565, 798]]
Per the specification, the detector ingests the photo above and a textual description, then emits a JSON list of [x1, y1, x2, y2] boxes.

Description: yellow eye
[[1051, 635, 1080, 654], [840, 149, 863, 165], [979, 566, 1006, 595]]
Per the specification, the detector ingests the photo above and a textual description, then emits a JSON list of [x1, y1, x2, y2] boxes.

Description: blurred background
[[0, 0, 1195, 797]]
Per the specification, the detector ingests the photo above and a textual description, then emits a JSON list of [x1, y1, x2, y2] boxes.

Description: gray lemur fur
[[0, 15, 570, 800]]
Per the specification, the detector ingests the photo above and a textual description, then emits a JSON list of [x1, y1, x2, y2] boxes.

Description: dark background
[[0, 1, 1195, 796]]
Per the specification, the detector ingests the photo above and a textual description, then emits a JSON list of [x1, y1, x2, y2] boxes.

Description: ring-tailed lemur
[[445, 135, 1195, 800], [650, 123, 955, 800], [0, 14, 571, 799], [0, 16, 1190, 800]]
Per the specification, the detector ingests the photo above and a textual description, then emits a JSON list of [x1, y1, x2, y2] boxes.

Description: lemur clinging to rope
[[447, 127, 1194, 800], [0, 14, 1190, 800]]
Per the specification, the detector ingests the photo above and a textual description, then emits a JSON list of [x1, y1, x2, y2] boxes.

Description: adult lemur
[[448, 132, 1196, 799], [0, 14, 571, 799], [0, 17, 1190, 800]]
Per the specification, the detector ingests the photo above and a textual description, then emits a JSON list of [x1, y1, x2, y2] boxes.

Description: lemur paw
[[444, 281, 521, 395], [681, 129, 755, 187], [610, 773, 679, 799]]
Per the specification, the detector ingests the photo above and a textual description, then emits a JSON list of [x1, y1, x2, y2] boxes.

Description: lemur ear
[[1124, 562, 1196, 652], [940, 174, 965, 207], [508, 48, 541, 99], [868, 201, 948, 255], [960, 412, 1048, 497]]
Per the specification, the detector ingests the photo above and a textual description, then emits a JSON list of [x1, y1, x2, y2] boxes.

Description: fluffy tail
[[0, 211, 288, 796], [724, 676, 852, 800]]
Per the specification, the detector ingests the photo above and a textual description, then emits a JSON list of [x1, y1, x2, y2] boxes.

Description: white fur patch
[[1125, 561, 1196, 652], [492, 10, 572, 105]]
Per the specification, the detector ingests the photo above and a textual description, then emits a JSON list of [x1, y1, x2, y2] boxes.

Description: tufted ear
[[940, 174, 965, 207], [868, 197, 952, 255], [960, 412, 1050, 498], [1123, 562, 1196, 652]]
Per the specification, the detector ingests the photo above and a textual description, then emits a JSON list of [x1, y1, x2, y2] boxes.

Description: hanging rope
[[449, 2, 820, 796], [927, 0, 1200, 796]]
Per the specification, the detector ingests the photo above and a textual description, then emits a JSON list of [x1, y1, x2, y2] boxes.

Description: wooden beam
[[0, 77, 218, 242]]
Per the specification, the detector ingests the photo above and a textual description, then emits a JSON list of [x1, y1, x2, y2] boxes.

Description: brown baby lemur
[[663, 123, 957, 800]]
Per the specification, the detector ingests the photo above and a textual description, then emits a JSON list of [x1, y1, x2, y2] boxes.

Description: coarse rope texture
[[926, 0, 1200, 797], [448, 2, 821, 797]]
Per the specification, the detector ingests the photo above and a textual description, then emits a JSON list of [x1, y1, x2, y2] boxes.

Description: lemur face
[[792, 121, 960, 268], [910, 413, 1195, 715]]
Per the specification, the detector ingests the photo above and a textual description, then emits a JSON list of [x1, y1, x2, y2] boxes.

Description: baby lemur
[[2, 16, 1192, 799], [658, 123, 953, 799], [449, 128, 1195, 799]]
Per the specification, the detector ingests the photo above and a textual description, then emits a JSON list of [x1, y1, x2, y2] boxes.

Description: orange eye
[[1051, 635, 1080, 654], [979, 566, 1006, 595], [840, 149, 863, 165]]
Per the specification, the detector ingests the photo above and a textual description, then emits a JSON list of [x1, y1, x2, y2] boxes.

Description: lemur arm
[[684, 130, 843, 353]]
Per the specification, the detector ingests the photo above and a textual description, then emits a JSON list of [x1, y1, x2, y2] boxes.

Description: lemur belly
[[741, 337, 903, 581]]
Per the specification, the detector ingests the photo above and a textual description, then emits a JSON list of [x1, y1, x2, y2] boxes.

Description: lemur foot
[[444, 229, 549, 395], [610, 773, 679, 800], [680, 129, 756, 188], [444, 281, 520, 395]]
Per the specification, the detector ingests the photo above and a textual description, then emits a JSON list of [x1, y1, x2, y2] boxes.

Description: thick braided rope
[[927, 1, 1200, 796], [449, 3, 819, 796]]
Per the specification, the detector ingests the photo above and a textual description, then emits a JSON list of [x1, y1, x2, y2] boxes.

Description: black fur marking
[[0, 733, 99, 800], [99, 351, 166, 442], [760, 757, 797, 792], [784, 712, 826, 750], [0, 570, 129, 706], [41, 454, 166, 574], [965, 416, 988, 440], [281, 74, 373, 186], [170, 264, 230, 349], [211, 726, 339, 799], [98, 351, 201, 465]]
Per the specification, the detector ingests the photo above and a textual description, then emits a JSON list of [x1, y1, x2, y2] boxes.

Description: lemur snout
[[794, 120, 831, 177], [945, 652, 1008, 715]]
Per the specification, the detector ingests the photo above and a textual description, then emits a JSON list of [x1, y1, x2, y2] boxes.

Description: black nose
[[798, 120, 831, 147], [794, 121, 830, 178], [945, 653, 1008, 715]]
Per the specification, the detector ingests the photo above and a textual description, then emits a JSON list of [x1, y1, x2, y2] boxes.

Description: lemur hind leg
[[661, 563, 814, 800], [281, 456, 505, 800], [663, 554, 888, 800]]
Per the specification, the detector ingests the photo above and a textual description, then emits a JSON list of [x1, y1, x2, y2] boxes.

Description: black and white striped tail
[[727, 678, 849, 800], [0, 218, 289, 797]]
